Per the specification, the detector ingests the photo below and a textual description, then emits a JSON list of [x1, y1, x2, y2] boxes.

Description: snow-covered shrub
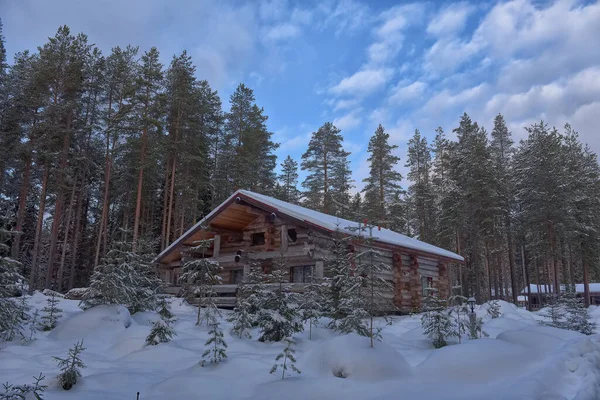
[[41, 293, 62, 331], [270, 338, 300, 379], [1, 372, 47, 400], [53, 340, 86, 390], [421, 296, 452, 349], [80, 242, 161, 313], [156, 295, 174, 321], [255, 269, 303, 342]]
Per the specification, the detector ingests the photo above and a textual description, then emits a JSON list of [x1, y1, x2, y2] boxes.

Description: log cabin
[[154, 190, 464, 312]]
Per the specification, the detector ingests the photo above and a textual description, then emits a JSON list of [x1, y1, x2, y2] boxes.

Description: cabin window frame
[[251, 232, 266, 246], [291, 265, 314, 284], [421, 275, 434, 297], [287, 228, 297, 243]]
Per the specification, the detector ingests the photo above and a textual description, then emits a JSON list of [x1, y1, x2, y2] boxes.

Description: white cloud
[[426, 2, 474, 37], [330, 68, 394, 96], [333, 109, 362, 131], [319, 0, 372, 36], [389, 80, 428, 104], [331, 98, 360, 112], [263, 23, 301, 42]]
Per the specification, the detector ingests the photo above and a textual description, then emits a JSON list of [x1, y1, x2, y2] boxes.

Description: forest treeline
[[0, 23, 598, 305]]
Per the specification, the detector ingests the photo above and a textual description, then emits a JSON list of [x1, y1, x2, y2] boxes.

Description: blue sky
[[2, 0, 600, 191]]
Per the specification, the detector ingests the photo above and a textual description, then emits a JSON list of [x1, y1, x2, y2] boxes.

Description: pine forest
[[1, 22, 600, 306]]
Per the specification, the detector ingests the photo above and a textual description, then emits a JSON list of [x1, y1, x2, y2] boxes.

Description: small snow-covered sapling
[[1, 372, 47, 399], [53, 340, 86, 390], [145, 318, 176, 346], [487, 300, 501, 319], [270, 338, 300, 380], [201, 319, 227, 366], [41, 293, 63, 331]]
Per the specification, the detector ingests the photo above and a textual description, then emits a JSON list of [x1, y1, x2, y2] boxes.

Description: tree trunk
[[165, 109, 181, 248], [68, 183, 84, 290], [94, 125, 113, 268], [29, 163, 49, 294], [57, 177, 78, 292], [485, 240, 492, 301], [161, 162, 170, 250], [12, 145, 34, 259], [132, 123, 148, 253], [522, 244, 532, 311], [506, 217, 518, 304], [45, 111, 73, 289]]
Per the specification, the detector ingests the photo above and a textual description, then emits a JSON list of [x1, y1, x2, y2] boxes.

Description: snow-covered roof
[[521, 283, 600, 294], [155, 189, 464, 263]]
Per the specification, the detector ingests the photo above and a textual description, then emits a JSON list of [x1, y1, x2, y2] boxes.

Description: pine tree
[[255, 268, 303, 342], [448, 295, 469, 343], [228, 264, 263, 339], [354, 224, 395, 345], [201, 315, 227, 366], [220, 83, 278, 197], [156, 295, 174, 320], [540, 294, 565, 329], [146, 318, 176, 346], [179, 239, 222, 326], [40, 293, 63, 331], [298, 266, 322, 340], [322, 230, 369, 337], [406, 129, 435, 242], [0, 208, 28, 342], [81, 242, 162, 313], [487, 300, 501, 319], [362, 124, 403, 228], [1, 373, 47, 400], [270, 338, 300, 379], [564, 294, 596, 335], [421, 296, 452, 348], [53, 340, 86, 390], [301, 122, 352, 215], [277, 156, 301, 204]]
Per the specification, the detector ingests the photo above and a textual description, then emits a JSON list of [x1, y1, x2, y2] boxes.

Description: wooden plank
[[213, 234, 221, 258]]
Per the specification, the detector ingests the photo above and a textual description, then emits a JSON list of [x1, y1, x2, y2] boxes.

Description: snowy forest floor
[[2, 294, 600, 400]]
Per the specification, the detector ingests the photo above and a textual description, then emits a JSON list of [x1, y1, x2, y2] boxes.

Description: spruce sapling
[[146, 318, 176, 346], [564, 294, 597, 335], [540, 294, 565, 329], [487, 300, 501, 319], [53, 340, 86, 390], [1, 372, 47, 400], [421, 296, 452, 349], [201, 315, 227, 366], [228, 264, 262, 339], [156, 295, 174, 320], [448, 295, 468, 343], [270, 338, 300, 379], [41, 293, 62, 331]]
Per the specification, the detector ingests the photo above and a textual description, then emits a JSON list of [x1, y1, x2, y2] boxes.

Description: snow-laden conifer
[[255, 267, 303, 342], [1, 372, 47, 400], [298, 265, 322, 340], [564, 294, 596, 335], [81, 241, 161, 313], [448, 295, 469, 343], [146, 318, 176, 346], [201, 312, 227, 366], [179, 238, 222, 326], [486, 300, 501, 319], [421, 296, 452, 348], [53, 340, 86, 390], [228, 264, 263, 339], [40, 293, 62, 331], [270, 337, 300, 379]]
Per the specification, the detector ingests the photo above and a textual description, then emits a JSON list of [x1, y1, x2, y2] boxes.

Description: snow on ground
[[2, 296, 600, 400]]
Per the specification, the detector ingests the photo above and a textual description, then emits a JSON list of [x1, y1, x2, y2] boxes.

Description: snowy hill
[[2, 293, 600, 400]]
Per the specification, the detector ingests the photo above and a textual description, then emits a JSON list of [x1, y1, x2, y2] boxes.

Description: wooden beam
[[281, 224, 288, 252], [213, 234, 221, 258]]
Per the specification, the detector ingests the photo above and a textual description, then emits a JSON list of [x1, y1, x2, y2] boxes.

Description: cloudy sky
[[2, 0, 599, 190]]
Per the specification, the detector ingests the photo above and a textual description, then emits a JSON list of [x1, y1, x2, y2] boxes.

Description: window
[[421, 276, 434, 297], [251, 232, 265, 246], [232, 269, 244, 284], [292, 265, 313, 283], [287, 229, 297, 242], [173, 273, 180, 286]]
